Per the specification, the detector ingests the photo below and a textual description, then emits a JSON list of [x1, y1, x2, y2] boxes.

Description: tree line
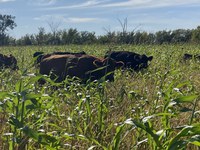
[[1, 14, 200, 46]]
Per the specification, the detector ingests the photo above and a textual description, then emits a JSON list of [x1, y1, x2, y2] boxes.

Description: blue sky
[[1, 0, 200, 39]]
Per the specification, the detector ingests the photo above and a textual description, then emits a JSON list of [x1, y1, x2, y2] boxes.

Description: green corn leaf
[[24, 93, 43, 100], [112, 124, 125, 150], [189, 135, 200, 146], [87, 136, 107, 150], [15, 80, 23, 93], [132, 119, 161, 147], [22, 126, 39, 140], [0, 92, 11, 99], [167, 124, 200, 150], [8, 115, 23, 128], [173, 95, 198, 103], [168, 140, 187, 150], [22, 126, 60, 148]]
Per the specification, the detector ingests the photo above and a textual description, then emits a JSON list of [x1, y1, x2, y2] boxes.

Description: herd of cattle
[[0, 51, 199, 83], [33, 51, 154, 83]]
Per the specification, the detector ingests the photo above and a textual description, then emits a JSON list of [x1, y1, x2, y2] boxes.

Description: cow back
[[34, 51, 86, 64], [39, 54, 120, 83]]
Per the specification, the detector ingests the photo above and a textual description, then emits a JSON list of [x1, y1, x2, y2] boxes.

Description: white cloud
[[45, 0, 110, 10], [45, 0, 200, 10], [34, 15, 104, 23], [100, 0, 200, 8], [67, 17, 100, 23], [28, 0, 57, 6], [0, 0, 15, 2], [34, 14, 65, 21]]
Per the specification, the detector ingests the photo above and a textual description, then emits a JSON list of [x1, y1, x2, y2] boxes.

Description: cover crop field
[[0, 44, 199, 150]]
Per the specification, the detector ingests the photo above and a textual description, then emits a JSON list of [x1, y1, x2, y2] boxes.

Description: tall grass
[[0, 44, 199, 149]]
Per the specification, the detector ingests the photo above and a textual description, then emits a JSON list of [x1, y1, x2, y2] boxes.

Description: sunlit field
[[0, 44, 199, 150]]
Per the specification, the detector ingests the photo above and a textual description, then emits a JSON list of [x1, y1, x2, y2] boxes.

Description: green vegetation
[[0, 14, 16, 46], [7, 26, 200, 45], [0, 44, 199, 150]]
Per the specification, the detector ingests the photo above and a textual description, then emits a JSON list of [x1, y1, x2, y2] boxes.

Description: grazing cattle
[[33, 51, 86, 64], [183, 53, 200, 61], [104, 51, 153, 71], [0, 54, 18, 70], [39, 54, 124, 83]]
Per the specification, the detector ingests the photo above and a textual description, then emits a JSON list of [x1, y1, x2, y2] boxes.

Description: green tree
[[21, 34, 32, 45], [155, 30, 171, 44], [80, 31, 96, 44], [0, 14, 17, 45], [191, 26, 200, 43], [35, 27, 46, 45], [61, 30, 68, 44], [66, 28, 80, 44], [170, 29, 191, 43]]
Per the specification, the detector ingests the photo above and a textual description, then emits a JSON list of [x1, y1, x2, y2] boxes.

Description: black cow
[[0, 54, 18, 70], [104, 51, 153, 71], [39, 54, 124, 83], [183, 53, 200, 61], [33, 51, 86, 64]]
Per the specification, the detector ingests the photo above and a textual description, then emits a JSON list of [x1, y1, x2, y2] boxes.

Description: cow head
[[33, 52, 44, 64], [133, 54, 153, 70]]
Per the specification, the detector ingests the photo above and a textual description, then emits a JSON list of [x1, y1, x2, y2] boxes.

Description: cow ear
[[93, 60, 103, 67], [148, 56, 153, 61], [116, 61, 124, 68]]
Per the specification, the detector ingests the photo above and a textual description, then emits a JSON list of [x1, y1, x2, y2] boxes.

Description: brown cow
[[0, 54, 18, 70], [39, 54, 123, 83], [33, 51, 86, 64]]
